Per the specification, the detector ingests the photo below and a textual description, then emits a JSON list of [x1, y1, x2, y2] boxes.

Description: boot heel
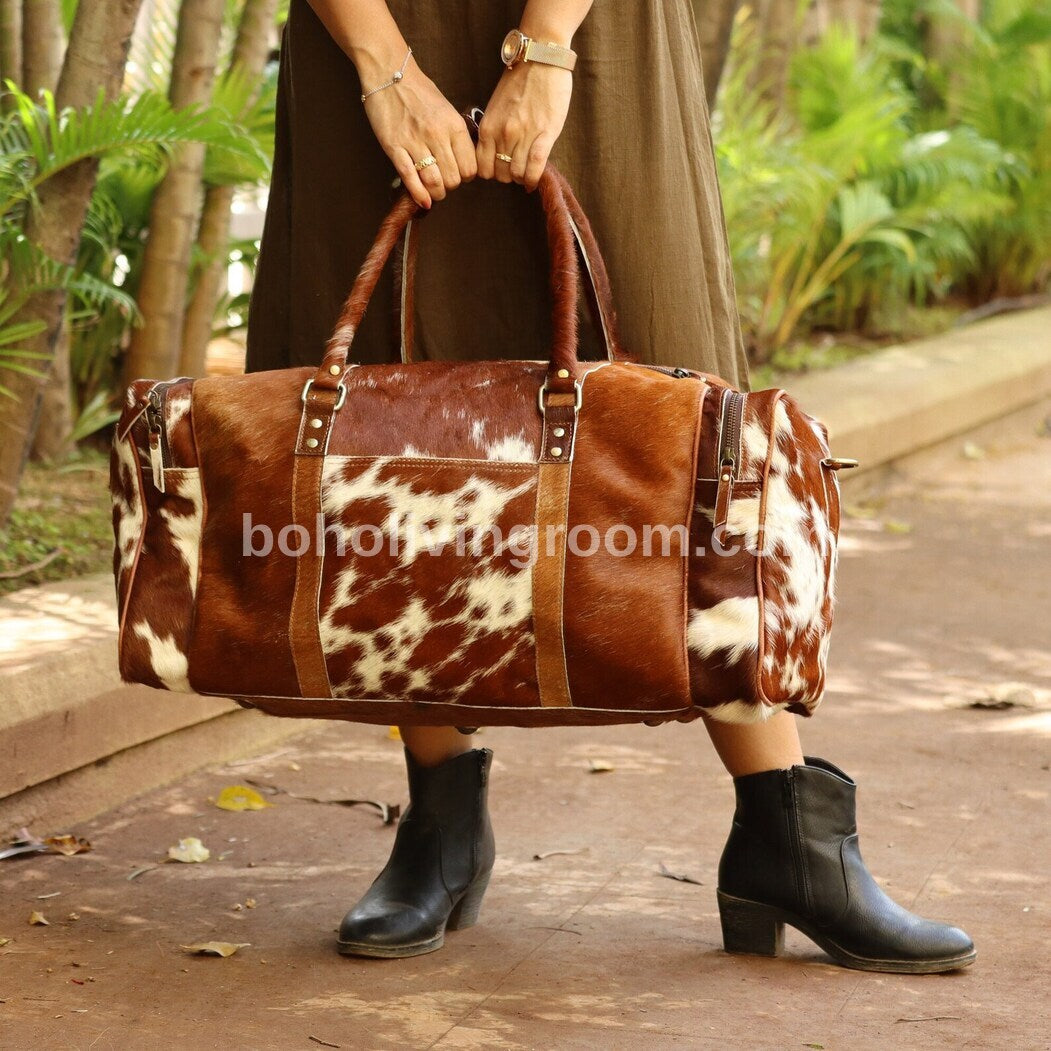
[[718, 891, 784, 957], [447, 871, 491, 931]]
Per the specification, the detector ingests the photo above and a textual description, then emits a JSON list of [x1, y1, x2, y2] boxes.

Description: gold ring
[[495, 152, 513, 163], [414, 155, 438, 171]]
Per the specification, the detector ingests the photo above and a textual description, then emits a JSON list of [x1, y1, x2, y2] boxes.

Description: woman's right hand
[[361, 56, 477, 209]]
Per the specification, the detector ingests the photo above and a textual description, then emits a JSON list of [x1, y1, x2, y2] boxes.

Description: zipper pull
[[714, 458, 734, 534], [148, 432, 166, 493], [146, 388, 166, 493]]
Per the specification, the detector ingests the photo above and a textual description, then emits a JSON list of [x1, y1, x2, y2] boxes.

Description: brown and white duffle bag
[[110, 160, 857, 729]]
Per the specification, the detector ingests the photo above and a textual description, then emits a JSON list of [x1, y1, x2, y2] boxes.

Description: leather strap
[[396, 189, 622, 365], [530, 388, 579, 707], [288, 382, 345, 698]]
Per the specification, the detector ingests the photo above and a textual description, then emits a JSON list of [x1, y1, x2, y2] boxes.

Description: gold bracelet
[[361, 47, 412, 103]]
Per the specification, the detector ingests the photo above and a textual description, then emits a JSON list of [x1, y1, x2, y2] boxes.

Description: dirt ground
[[1, 400, 1048, 1051]]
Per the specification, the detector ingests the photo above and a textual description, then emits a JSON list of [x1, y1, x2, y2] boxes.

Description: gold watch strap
[[523, 38, 577, 71]]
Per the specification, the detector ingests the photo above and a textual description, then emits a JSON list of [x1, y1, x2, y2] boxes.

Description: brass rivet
[[556, 368, 570, 379], [310, 418, 323, 429], [550, 447, 563, 457], [553, 426, 565, 438], [721, 473, 730, 482], [306, 438, 319, 449], [329, 365, 341, 376]]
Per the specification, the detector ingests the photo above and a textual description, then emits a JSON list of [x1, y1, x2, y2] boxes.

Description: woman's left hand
[[477, 62, 573, 191]]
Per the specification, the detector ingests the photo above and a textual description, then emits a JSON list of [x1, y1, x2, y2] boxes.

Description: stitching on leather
[[199, 689, 696, 715], [114, 431, 149, 671], [753, 390, 786, 708]]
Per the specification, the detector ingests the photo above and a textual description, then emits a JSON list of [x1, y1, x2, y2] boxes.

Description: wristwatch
[[500, 28, 577, 71]]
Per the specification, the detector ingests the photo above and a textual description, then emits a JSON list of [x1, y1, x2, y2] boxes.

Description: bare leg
[[399, 725, 475, 767], [703, 710, 804, 777]]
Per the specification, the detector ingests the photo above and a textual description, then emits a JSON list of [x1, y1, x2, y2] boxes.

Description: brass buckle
[[537, 379, 582, 416], [301, 377, 347, 411]]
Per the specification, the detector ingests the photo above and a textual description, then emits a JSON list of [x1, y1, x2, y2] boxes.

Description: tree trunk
[[804, 0, 883, 44], [30, 320, 73, 461], [22, 0, 64, 96], [0, 0, 144, 527], [24, 0, 72, 461], [750, 0, 798, 116], [124, 0, 226, 383], [925, 0, 979, 64], [694, 0, 741, 111], [180, 0, 277, 377], [0, 0, 22, 108]]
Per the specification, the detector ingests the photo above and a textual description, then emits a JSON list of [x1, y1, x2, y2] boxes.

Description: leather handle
[[312, 108, 623, 395], [395, 153, 625, 365]]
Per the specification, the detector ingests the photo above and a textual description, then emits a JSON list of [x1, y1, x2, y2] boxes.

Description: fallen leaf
[[894, 1015, 962, 1023], [213, 785, 272, 812], [28, 912, 49, 926], [288, 761, 301, 771], [961, 441, 985, 460], [244, 780, 399, 825], [0, 842, 48, 861], [882, 519, 912, 535], [969, 683, 1036, 710], [588, 759, 615, 773], [532, 848, 589, 861], [180, 942, 250, 957], [657, 862, 703, 886], [387, 725, 402, 741], [167, 838, 210, 863], [0, 937, 10, 946], [68, 913, 79, 921], [245, 898, 257, 909], [44, 835, 91, 856], [844, 503, 878, 519]]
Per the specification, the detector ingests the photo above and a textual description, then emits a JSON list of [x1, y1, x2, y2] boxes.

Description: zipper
[[714, 389, 745, 533], [634, 363, 698, 380], [144, 382, 175, 493], [782, 768, 810, 914]]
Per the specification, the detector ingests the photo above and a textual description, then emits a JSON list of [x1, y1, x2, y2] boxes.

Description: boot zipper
[[714, 390, 745, 532], [145, 382, 175, 493], [782, 768, 811, 915]]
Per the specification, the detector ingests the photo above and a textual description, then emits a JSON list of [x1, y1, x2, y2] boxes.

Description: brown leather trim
[[219, 692, 703, 728], [531, 460, 573, 708], [753, 389, 787, 708], [288, 384, 343, 698], [114, 431, 149, 674]]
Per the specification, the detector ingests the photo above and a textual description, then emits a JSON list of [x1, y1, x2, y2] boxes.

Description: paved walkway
[[1, 400, 1048, 1050]]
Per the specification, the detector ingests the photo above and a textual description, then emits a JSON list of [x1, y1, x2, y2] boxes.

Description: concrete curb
[[781, 307, 1051, 475], [3, 307, 1049, 835]]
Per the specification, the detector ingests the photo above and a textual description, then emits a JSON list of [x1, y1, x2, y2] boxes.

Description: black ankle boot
[[337, 746, 495, 958], [717, 756, 976, 973]]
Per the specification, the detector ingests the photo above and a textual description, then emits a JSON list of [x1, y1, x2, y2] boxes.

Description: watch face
[[501, 29, 524, 65]]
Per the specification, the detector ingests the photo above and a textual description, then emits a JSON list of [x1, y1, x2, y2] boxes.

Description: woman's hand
[[477, 61, 573, 191], [361, 56, 477, 209]]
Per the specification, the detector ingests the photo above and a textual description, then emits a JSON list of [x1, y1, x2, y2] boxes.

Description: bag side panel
[[112, 380, 203, 692], [687, 390, 770, 722], [562, 363, 700, 712], [186, 369, 313, 698], [757, 395, 839, 713]]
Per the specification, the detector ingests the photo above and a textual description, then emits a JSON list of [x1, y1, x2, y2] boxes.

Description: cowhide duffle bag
[[110, 161, 857, 729]]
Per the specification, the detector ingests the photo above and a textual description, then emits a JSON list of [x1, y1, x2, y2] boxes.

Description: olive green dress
[[245, 0, 749, 390]]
